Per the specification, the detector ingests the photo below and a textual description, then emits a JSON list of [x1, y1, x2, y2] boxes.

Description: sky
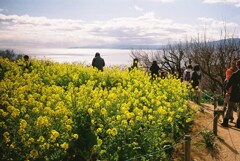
[[0, 0, 240, 50]]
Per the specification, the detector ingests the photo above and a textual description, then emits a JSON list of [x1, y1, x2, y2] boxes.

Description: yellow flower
[[178, 108, 184, 112], [28, 97, 35, 104], [143, 106, 148, 112], [63, 116, 68, 121], [66, 125, 72, 131], [10, 143, 15, 149], [129, 120, 135, 126], [136, 116, 142, 121], [94, 102, 100, 108], [24, 114, 30, 119], [11, 109, 20, 118], [96, 128, 102, 133], [158, 107, 167, 115], [20, 107, 26, 114], [0, 122, 7, 129], [97, 138, 103, 146], [101, 108, 107, 115], [50, 130, 59, 142], [116, 115, 121, 121], [121, 120, 128, 125], [72, 134, 79, 140], [7, 106, 15, 112], [20, 119, 28, 129], [40, 143, 50, 150], [35, 116, 51, 127], [106, 101, 111, 106], [29, 149, 38, 158], [1, 111, 8, 117], [148, 115, 154, 121], [29, 137, 35, 143], [3, 132, 10, 143], [54, 143, 59, 147], [126, 112, 134, 119], [91, 119, 95, 125], [32, 107, 39, 114], [111, 128, 118, 136], [66, 119, 73, 124], [167, 117, 173, 123], [37, 136, 45, 143], [88, 108, 93, 115], [106, 129, 112, 135], [186, 118, 192, 123], [61, 142, 69, 151], [106, 128, 118, 136]]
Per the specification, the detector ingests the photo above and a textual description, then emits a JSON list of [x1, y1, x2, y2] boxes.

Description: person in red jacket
[[222, 59, 240, 128], [223, 59, 238, 122]]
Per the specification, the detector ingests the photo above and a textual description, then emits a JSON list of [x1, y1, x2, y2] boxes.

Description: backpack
[[184, 71, 191, 81]]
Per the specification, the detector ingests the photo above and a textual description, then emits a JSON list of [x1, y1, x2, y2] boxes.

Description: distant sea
[[23, 48, 134, 66]]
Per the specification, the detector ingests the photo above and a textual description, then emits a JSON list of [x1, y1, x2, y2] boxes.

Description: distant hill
[[69, 44, 164, 50], [69, 38, 240, 50], [208, 38, 240, 46]]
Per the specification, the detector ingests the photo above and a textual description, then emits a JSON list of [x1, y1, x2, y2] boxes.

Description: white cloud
[[198, 17, 239, 29], [134, 5, 144, 11], [148, 0, 176, 2], [196, 17, 239, 40], [203, 0, 240, 7], [0, 13, 239, 49]]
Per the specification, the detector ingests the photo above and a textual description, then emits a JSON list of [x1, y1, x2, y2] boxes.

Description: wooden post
[[213, 95, 217, 110], [197, 90, 200, 104], [213, 110, 218, 136], [184, 135, 191, 161]]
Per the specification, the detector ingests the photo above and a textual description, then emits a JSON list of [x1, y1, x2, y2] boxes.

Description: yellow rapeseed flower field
[[0, 57, 195, 161]]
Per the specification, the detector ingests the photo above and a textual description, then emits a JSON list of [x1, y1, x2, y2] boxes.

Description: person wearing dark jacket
[[191, 65, 201, 89], [191, 65, 201, 103], [92, 52, 105, 71], [128, 58, 139, 71], [150, 60, 160, 79], [221, 59, 240, 128]]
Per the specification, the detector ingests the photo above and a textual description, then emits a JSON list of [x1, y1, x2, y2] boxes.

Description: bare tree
[[161, 43, 187, 78], [130, 28, 240, 94], [130, 44, 187, 77], [130, 49, 160, 71], [186, 34, 240, 93]]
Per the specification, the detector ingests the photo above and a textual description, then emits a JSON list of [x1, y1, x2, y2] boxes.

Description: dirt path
[[189, 103, 240, 161]]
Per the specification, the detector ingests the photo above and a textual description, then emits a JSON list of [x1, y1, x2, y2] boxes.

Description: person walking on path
[[223, 58, 238, 122], [150, 60, 160, 80], [191, 64, 201, 104], [221, 59, 240, 128], [182, 64, 193, 86], [92, 52, 105, 71]]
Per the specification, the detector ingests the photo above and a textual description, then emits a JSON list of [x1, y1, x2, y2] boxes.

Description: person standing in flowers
[[182, 64, 193, 86], [129, 58, 139, 71], [92, 52, 105, 71], [20, 55, 32, 71], [191, 64, 201, 104], [150, 60, 160, 80], [221, 59, 240, 128], [223, 58, 238, 122]]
